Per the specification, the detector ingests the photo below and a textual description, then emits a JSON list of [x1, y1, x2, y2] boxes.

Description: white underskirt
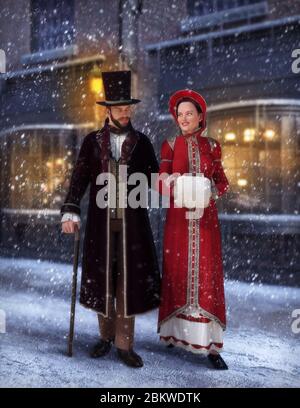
[[159, 306, 224, 355]]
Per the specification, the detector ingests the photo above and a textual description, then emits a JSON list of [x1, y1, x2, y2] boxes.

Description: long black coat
[[61, 125, 161, 317]]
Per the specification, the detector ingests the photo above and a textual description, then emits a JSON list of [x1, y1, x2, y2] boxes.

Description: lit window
[[208, 106, 300, 214], [1, 129, 80, 211]]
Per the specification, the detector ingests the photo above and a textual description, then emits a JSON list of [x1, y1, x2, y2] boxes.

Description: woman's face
[[177, 101, 202, 134]]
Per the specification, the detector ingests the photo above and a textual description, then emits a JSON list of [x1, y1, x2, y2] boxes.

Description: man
[[61, 71, 160, 368]]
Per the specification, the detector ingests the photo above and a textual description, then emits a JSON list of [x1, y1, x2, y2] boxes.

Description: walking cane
[[67, 223, 80, 357]]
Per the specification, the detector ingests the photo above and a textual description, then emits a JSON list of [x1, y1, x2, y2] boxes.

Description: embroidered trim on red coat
[[160, 335, 223, 350], [187, 136, 201, 308], [176, 313, 211, 323]]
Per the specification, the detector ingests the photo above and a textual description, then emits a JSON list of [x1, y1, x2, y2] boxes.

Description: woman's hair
[[175, 97, 202, 116]]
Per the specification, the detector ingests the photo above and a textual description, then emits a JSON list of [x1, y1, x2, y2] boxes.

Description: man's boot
[[117, 348, 143, 368], [90, 338, 114, 358]]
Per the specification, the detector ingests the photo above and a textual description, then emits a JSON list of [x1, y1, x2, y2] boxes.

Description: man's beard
[[109, 111, 131, 130]]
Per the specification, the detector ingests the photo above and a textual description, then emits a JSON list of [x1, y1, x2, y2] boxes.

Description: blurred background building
[[0, 0, 299, 285]]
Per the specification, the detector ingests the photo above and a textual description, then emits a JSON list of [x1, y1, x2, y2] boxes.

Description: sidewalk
[[0, 257, 299, 387]]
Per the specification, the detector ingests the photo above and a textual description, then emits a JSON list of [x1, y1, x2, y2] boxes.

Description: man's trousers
[[97, 218, 135, 350]]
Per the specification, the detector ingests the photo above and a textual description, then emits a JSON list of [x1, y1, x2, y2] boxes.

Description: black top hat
[[96, 70, 141, 106]]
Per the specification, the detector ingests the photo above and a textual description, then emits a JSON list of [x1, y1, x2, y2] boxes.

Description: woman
[[157, 89, 230, 370]]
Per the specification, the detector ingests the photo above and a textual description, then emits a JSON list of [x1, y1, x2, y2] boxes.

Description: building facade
[[0, 0, 299, 284]]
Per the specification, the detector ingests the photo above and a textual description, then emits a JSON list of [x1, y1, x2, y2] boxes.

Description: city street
[[0, 257, 299, 388]]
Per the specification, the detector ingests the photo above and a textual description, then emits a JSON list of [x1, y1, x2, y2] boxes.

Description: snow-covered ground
[[0, 256, 299, 388]]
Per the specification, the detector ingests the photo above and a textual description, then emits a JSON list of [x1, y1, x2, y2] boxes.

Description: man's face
[[107, 105, 133, 128]]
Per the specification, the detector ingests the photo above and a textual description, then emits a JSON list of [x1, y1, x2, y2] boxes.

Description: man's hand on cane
[[62, 221, 80, 234]]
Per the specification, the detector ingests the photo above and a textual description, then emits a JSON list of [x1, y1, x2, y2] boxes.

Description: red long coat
[[157, 130, 229, 331]]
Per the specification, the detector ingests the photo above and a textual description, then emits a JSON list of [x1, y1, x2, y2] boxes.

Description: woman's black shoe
[[117, 348, 144, 368], [208, 353, 228, 370], [90, 338, 113, 358], [167, 343, 175, 348]]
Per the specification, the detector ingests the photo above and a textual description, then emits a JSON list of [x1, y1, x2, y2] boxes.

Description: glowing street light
[[243, 128, 255, 142], [89, 65, 104, 127], [237, 178, 248, 187], [225, 132, 236, 142], [263, 129, 275, 140], [89, 65, 104, 97]]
